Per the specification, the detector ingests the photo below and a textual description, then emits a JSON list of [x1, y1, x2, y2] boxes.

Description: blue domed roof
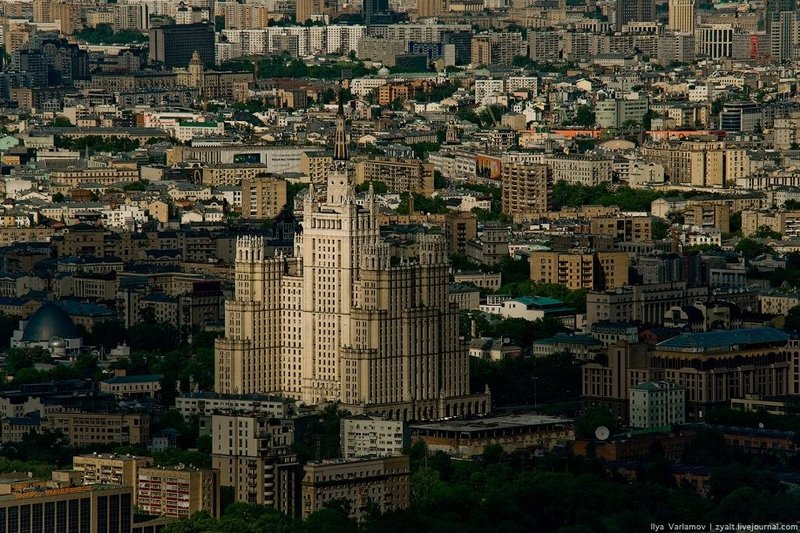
[[21, 302, 79, 343]]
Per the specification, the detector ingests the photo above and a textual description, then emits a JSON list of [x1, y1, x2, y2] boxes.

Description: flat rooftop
[[411, 414, 572, 434]]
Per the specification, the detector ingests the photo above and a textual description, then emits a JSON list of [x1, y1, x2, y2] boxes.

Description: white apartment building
[[340, 416, 407, 459], [629, 381, 686, 429]]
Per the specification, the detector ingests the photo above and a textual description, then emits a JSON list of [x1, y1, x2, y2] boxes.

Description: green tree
[[734, 237, 774, 260], [572, 105, 596, 127], [784, 305, 800, 332], [53, 116, 73, 127], [575, 406, 615, 438]]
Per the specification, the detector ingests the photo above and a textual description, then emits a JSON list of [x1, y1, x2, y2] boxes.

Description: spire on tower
[[333, 87, 349, 161]]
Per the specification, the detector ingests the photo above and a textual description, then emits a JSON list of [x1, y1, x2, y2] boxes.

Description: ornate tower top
[[333, 88, 348, 162]]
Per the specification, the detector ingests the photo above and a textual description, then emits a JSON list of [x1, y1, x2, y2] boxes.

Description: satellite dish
[[758, 422, 765, 429], [595, 426, 610, 441]]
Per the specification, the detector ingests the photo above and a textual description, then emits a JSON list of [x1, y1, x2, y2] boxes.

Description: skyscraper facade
[[668, 0, 695, 33], [148, 23, 215, 69], [615, 0, 655, 29], [215, 102, 490, 420]]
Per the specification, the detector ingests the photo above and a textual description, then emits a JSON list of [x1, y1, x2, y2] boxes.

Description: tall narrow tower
[[333, 92, 348, 162]]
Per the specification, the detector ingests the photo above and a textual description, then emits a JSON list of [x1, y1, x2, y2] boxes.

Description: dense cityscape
[[1, 0, 800, 531]]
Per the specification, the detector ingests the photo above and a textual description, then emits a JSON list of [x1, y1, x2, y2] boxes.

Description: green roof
[[656, 327, 789, 352]]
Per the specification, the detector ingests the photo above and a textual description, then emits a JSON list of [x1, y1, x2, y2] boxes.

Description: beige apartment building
[[241, 176, 288, 219], [589, 216, 652, 242], [545, 155, 613, 186], [300, 152, 332, 183], [641, 141, 747, 187], [301, 456, 410, 520], [46, 411, 149, 446], [200, 164, 273, 187], [529, 251, 630, 291], [501, 162, 551, 220], [215, 112, 490, 420], [137, 466, 220, 519], [73, 453, 154, 494], [742, 210, 800, 238], [354, 158, 434, 195], [50, 167, 140, 188], [211, 413, 300, 516], [444, 211, 478, 255], [683, 203, 730, 233]]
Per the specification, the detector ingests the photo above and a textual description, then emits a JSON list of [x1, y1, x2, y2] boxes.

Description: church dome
[[21, 303, 79, 343], [378, 66, 390, 77]]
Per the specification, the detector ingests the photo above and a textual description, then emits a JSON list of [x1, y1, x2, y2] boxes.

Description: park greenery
[[220, 54, 374, 80], [55, 135, 147, 153], [74, 24, 148, 45], [162, 433, 800, 533]]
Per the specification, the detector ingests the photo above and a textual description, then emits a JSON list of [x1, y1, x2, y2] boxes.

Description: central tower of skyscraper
[[215, 98, 490, 420]]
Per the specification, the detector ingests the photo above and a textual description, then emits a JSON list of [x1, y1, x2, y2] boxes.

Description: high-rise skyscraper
[[766, 0, 797, 35], [615, 0, 655, 29], [363, 0, 389, 27], [668, 0, 695, 33], [296, 0, 324, 24], [215, 98, 490, 420], [148, 23, 214, 69]]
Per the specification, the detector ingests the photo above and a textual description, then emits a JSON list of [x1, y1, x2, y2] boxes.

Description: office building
[[296, 0, 325, 24], [595, 95, 649, 129], [668, 0, 695, 33], [0, 483, 133, 533], [148, 23, 215, 69], [616, 0, 654, 28], [214, 102, 490, 420], [698, 24, 733, 58], [629, 381, 686, 429], [137, 466, 220, 519], [651, 329, 790, 419]]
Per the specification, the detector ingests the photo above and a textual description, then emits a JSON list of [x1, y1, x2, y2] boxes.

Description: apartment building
[[300, 456, 410, 520], [340, 416, 408, 459], [300, 152, 332, 183], [175, 392, 296, 419], [629, 381, 686, 429], [211, 413, 300, 516], [529, 251, 630, 291], [354, 158, 434, 195], [589, 216, 652, 242], [501, 162, 551, 220], [73, 453, 154, 493], [45, 411, 149, 446], [444, 211, 478, 256], [137, 466, 220, 519], [240, 176, 288, 219], [545, 155, 613, 186], [587, 282, 710, 327]]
